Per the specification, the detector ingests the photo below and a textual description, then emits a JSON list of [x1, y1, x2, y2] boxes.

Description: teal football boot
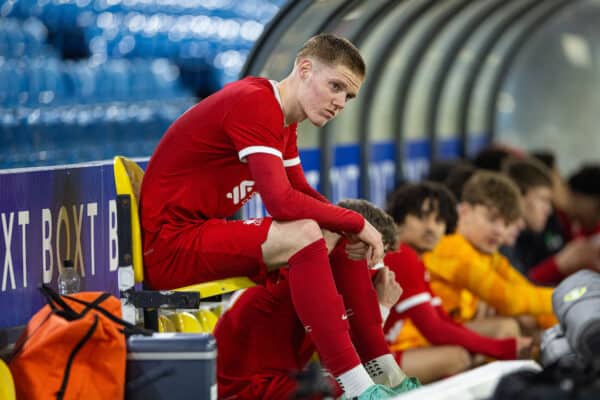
[[391, 376, 421, 394], [341, 384, 397, 399]]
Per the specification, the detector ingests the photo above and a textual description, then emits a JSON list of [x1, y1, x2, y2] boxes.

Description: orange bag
[[9, 285, 146, 400]]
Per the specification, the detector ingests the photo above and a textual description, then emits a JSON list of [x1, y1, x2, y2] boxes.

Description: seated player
[[525, 164, 600, 285], [140, 34, 397, 398], [423, 172, 557, 328], [215, 199, 419, 400], [383, 182, 532, 383]]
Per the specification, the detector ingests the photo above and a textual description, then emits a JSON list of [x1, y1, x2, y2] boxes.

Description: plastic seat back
[[113, 155, 145, 284]]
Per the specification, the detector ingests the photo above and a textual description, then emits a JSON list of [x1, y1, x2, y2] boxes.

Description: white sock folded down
[[336, 364, 375, 398], [365, 354, 407, 387]]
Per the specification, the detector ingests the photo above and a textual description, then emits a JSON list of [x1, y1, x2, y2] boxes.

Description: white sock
[[336, 364, 375, 398], [364, 354, 407, 387]]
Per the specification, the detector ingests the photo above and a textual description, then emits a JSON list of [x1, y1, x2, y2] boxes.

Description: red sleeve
[[224, 87, 286, 158], [556, 209, 575, 241], [383, 247, 436, 330], [384, 249, 430, 300], [528, 256, 564, 285], [282, 124, 300, 163], [405, 303, 517, 360], [247, 153, 364, 233], [384, 246, 516, 360], [286, 164, 329, 203], [281, 127, 328, 203]]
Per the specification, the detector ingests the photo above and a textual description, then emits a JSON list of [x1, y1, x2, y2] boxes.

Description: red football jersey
[[140, 77, 299, 233], [383, 244, 440, 336], [383, 244, 516, 360]]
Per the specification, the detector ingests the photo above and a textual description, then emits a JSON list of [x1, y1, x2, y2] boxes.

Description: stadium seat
[[0, 358, 16, 400], [113, 155, 255, 332]]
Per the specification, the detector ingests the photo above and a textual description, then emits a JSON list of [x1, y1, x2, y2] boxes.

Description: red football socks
[[288, 239, 361, 376], [330, 242, 390, 362]]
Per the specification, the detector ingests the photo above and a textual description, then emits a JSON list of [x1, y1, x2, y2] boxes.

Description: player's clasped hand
[[345, 220, 384, 267], [345, 241, 369, 260], [516, 336, 535, 359], [374, 267, 402, 309]]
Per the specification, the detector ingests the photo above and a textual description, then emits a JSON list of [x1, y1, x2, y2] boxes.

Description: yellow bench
[[113, 156, 254, 332]]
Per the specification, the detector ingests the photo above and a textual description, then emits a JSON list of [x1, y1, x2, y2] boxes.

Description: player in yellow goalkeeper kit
[[424, 171, 556, 328]]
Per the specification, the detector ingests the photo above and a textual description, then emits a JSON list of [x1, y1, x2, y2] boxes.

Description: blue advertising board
[[370, 141, 396, 208], [0, 159, 149, 328], [2, 136, 486, 327], [331, 143, 360, 204]]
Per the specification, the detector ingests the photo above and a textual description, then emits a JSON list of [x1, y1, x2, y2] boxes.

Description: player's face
[[522, 186, 553, 232], [502, 218, 525, 247], [458, 203, 507, 254], [398, 200, 446, 254], [298, 59, 363, 127]]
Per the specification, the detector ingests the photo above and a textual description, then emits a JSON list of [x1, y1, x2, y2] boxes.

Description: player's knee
[[292, 219, 323, 248], [263, 220, 324, 267], [446, 347, 472, 375], [455, 347, 473, 372]]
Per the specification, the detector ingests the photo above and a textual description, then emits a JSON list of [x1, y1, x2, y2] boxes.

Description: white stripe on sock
[[336, 364, 375, 398]]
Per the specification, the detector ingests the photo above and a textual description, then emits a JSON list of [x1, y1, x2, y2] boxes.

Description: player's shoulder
[[385, 244, 423, 273], [220, 77, 283, 121], [386, 243, 420, 263], [436, 234, 478, 258], [224, 76, 275, 98]]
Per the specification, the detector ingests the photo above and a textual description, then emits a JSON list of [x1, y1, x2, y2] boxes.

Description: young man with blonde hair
[[141, 34, 402, 398]]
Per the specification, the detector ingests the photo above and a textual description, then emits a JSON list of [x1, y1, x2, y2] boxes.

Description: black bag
[[551, 269, 600, 362], [492, 358, 600, 399]]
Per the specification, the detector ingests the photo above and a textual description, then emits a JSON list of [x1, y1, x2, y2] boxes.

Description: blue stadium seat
[[0, 109, 19, 154], [0, 17, 53, 58], [0, 0, 282, 168]]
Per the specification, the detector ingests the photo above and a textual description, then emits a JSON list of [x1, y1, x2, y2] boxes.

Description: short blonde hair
[[296, 33, 365, 78]]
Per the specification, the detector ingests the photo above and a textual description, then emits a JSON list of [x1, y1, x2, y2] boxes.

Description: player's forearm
[[528, 256, 563, 285], [248, 153, 364, 233], [480, 281, 553, 316], [408, 305, 517, 359], [286, 164, 329, 203], [266, 185, 364, 232]]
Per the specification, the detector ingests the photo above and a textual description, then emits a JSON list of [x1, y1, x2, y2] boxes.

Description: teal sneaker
[[341, 384, 397, 399], [391, 377, 421, 394]]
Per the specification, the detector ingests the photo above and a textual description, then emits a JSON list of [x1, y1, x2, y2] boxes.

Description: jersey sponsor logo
[[226, 180, 255, 205], [563, 286, 587, 303], [243, 218, 263, 226]]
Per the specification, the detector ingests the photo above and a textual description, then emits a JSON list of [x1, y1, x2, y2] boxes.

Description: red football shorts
[[143, 217, 273, 289]]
